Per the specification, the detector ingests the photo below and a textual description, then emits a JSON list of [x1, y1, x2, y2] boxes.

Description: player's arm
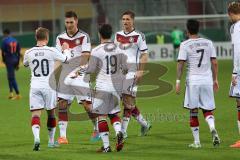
[[15, 42, 21, 70], [135, 33, 148, 84], [175, 43, 186, 94], [135, 52, 148, 84], [23, 52, 29, 67], [211, 58, 219, 92], [232, 43, 240, 86], [176, 60, 185, 94], [209, 41, 219, 92], [80, 34, 91, 66], [1, 43, 6, 64]]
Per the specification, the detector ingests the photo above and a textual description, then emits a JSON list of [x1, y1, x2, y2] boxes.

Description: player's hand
[[62, 42, 69, 51], [232, 75, 237, 86], [15, 65, 19, 71], [175, 80, 181, 94], [134, 70, 144, 84], [213, 80, 219, 92]]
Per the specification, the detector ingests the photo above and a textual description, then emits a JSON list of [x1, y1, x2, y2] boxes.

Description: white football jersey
[[230, 21, 240, 74], [56, 29, 91, 70], [114, 29, 148, 71], [23, 46, 68, 89], [178, 38, 216, 85], [87, 42, 126, 92]]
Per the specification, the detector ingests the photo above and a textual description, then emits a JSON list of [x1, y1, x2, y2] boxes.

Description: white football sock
[[134, 113, 148, 127], [58, 121, 68, 138], [48, 127, 56, 144], [32, 124, 40, 142], [121, 117, 130, 133], [113, 121, 121, 135], [205, 115, 215, 132], [99, 132, 110, 149], [191, 127, 200, 144], [238, 121, 240, 135]]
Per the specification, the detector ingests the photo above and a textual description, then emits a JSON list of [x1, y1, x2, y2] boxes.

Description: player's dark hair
[[228, 1, 240, 14], [187, 19, 199, 35], [35, 27, 49, 41], [65, 11, 78, 19], [3, 29, 10, 35], [122, 10, 135, 19], [98, 24, 112, 39]]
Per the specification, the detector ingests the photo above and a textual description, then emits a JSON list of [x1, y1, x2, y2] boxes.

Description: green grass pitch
[[0, 60, 240, 160]]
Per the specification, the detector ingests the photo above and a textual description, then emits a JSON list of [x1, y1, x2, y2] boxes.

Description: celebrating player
[[114, 10, 151, 139], [228, 1, 240, 148], [23, 27, 71, 151], [55, 11, 98, 144], [86, 24, 125, 152], [176, 19, 220, 148]]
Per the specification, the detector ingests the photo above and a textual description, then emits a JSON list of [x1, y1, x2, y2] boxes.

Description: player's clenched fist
[[62, 42, 69, 51]]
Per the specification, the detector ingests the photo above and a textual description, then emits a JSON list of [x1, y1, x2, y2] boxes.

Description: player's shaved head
[[228, 1, 240, 14], [187, 19, 199, 35], [65, 11, 78, 19], [98, 24, 112, 39], [35, 27, 49, 41], [122, 10, 135, 19]]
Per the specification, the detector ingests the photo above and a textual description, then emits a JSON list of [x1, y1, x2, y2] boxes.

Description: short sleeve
[[210, 42, 216, 58], [81, 34, 91, 52], [55, 36, 62, 52], [51, 47, 67, 62], [177, 43, 187, 61], [138, 33, 148, 53]]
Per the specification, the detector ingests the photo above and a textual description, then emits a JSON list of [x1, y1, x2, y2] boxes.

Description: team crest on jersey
[[75, 39, 80, 45], [129, 37, 134, 43]]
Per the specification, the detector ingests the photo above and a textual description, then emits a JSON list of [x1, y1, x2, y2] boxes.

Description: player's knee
[[202, 109, 214, 119], [97, 116, 109, 132], [123, 108, 132, 118], [57, 98, 69, 110], [108, 114, 121, 125], [47, 114, 56, 128], [190, 109, 199, 127], [122, 95, 135, 110]]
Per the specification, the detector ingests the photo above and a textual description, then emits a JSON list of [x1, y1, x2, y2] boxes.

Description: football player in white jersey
[[23, 27, 71, 151], [55, 11, 98, 144], [114, 10, 151, 139], [176, 19, 220, 148], [86, 24, 125, 152], [228, 1, 240, 148]]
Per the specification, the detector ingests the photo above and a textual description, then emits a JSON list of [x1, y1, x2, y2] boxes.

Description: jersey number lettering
[[32, 59, 49, 77], [197, 49, 204, 67], [9, 42, 17, 54], [105, 55, 117, 74]]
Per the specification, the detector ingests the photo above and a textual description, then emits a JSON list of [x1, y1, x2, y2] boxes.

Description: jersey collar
[[123, 28, 135, 35], [66, 28, 79, 38]]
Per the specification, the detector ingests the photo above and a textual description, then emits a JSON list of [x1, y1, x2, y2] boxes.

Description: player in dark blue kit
[[1, 29, 21, 99]]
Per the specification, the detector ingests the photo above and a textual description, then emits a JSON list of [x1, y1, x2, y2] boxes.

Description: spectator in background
[[171, 26, 184, 61], [156, 34, 165, 44], [1, 29, 21, 100]]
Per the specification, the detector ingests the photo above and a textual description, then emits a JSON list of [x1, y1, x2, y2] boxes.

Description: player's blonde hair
[[35, 27, 49, 41], [228, 1, 240, 14]]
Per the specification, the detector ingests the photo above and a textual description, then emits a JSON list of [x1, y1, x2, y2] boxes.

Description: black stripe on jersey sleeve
[[140, 49, 148, 52], [177, 59, 186, 62], [23, 64, 29, 67]]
